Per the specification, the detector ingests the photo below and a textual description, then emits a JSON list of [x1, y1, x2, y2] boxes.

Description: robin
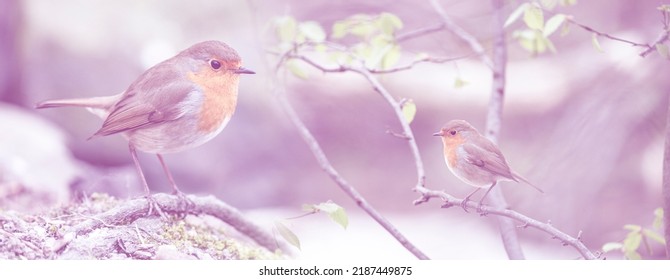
[[36, 40, 254, 214], [433, 120, 543, 212]]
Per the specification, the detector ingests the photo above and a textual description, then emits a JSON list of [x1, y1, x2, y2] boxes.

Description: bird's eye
[[449, 130, 457, 136], [209, 59, 221, 70]]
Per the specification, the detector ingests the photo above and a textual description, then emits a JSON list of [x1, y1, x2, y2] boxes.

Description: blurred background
[[1, 0, 668, 259]]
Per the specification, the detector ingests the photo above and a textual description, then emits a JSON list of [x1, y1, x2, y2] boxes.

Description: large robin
[[36, 40, 254, 214], [433, 120, 543, 211]]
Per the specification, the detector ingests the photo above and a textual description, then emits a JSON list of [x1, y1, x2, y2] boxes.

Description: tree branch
[[274, 85, 430, 260], [663, 96, 670, 259], [429, 0, 493, 68], [413, 186, 598, 259], [482, 0, 526, 260], [396, 22, 446, 42]]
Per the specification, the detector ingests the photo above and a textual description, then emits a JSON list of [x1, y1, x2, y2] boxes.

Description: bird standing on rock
[[36, 40, 255, 214]]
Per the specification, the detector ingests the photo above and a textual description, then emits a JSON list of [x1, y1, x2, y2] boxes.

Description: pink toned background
[[1, 0, 668, 259]]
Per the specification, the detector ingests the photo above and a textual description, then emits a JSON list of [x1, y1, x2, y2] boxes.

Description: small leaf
[[625, 250, 642, 260], [314, 202, 349, 229], [544, 14, 566, 37], [505, 3, 529, 28], [560, 0, 578, 6], [453, 77, 468, 88], [382, 45, 401, 69], [653, 208, 664, 230], [540, 0, 558, 10], [379, 12, 403, 35], [286, 60, 309, 79], [642, 229, 666, 245], [401, 99, 417, 124], [329, 207, 349, 229], [655, 44, 669, 60], [623, 224, 641, 232], [299, 21, 326, 42], [275, 221, 300, 250], [623, 231, 642, 252], [591, 33, 604, 53], [601, 242, 623, 253], [332, 22, 348, 38], [315, 43, 327, 53], [276, 16, 297, 43], [560, 20, 571, 36], [523, 3, 545, 31], [657, 4, 670, 12]]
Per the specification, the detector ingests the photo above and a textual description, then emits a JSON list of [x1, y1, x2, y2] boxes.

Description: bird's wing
[[461, 141, 515, 181], [92, 68, 199, 137]]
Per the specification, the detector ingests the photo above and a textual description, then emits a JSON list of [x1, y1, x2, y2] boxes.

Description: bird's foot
[[172, 189, 195, 217], [145, 194, 167, 219], [460, 198, 471, 213]]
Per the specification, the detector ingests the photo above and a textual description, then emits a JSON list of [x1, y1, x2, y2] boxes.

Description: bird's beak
[[432, 131, 443, 137], [234, 67, 255, 74]]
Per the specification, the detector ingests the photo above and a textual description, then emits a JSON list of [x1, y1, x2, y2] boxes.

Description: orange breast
[[187, 70, 240, 133], [442, 134, 466, 168]]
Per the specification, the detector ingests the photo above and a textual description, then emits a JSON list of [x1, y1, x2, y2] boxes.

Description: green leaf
[[286, 60, 308, 79], [523, 3, 545, 31], [653, 208, 664, 230], [623, 224, 641, 231], [560, 0, 578, 6], [623, 231, 642, 252], [540, 0, 558, 10], [655, 44, 669, 60], [642, 229, 666, 245], [544, 14, 566, 37], [401, 99, 417, 124], [560, 20, 571, 36], [382, 45, 401, 69], [299, 21, 326, 42], [625, 250, 642, 260], [591, 33, 604, 53], [275, 221, 300, 250], [453, 77, 468, 88], [378, 12, 403, 35], [332, 22, 348, 38], [276, 16, 297, 43], [601, 242, 623, 253], [313, 202, 348, 229], [504, 3, 528, 28]]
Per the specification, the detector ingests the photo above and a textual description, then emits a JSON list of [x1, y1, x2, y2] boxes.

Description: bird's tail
[[35, 94, 120, 110], [35, 94, 122, 119], [511, 171, 544, 194]]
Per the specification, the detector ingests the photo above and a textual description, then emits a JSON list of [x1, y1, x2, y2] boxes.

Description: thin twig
[[396, 22, 446, 42], [413, 186, 598, 259], [429, 0, 493, 68], [567, 18, 650, 48], [275, 86, 430, 260]]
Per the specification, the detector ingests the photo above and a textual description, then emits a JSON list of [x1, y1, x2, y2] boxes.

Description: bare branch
[[275, 86, 430, 260], [567, 18, 650, 48], [413, 186, 598, 260], [429, 0, 494, 68], [663, 96, 670, 259], [396, 22, 446, 42], [567, 17, 670, 58]]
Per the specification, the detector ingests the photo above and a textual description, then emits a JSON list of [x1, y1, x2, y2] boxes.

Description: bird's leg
[[156, 154, 194, 212], [129, 143, 164, 217], [477, 182, 498, 213], [461, 188, 481, 213]]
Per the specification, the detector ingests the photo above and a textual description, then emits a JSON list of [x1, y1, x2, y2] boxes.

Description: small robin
[[433, 120, 543, 211], [36, 40, 254, 214]]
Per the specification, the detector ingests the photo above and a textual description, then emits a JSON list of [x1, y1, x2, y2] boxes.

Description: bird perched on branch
[[433, 120, 543, 212], [36, 40, 254, 215]]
